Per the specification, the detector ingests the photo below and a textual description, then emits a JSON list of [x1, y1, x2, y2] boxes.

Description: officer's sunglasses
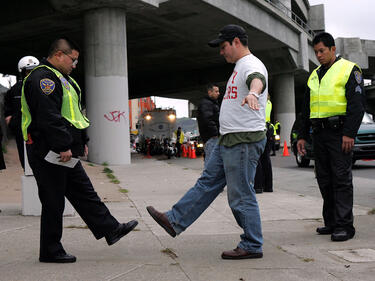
[[62, 51, 78, 67]]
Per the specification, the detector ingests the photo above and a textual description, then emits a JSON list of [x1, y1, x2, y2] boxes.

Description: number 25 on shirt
[[224, 71, 238, 100]]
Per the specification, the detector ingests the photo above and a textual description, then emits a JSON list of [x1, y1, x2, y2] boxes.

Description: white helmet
[[18, 56, 39, 72]]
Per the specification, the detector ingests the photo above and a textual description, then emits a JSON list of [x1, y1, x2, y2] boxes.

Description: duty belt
[[311, 116, 345, 132]]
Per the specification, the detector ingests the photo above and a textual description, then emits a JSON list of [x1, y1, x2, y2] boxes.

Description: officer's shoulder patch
[[354, 71, 362, 84], [40, 78, 55, 95], [59, 76, 70, 90], [355, 85, 362, 94]]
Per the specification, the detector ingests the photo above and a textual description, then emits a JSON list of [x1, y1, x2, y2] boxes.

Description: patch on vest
[[354, 71, 362, 84], [59, 76, 70, 90], [40, 79, 55, 95]]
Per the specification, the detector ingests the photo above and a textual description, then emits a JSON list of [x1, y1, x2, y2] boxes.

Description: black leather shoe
[[221, 247, 263, 260], [105, 220, 138, 246], [331, 229, 355, 242], [39, 253, 77, 263], [146, 206, 176, 237], [316, 226, 334, 235]]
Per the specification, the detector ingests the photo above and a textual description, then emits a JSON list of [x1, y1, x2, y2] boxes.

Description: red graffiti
[[104, 110, 127, 122]]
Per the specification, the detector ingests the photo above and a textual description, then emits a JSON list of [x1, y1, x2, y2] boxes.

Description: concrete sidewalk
[[1, 153, 375, 281]]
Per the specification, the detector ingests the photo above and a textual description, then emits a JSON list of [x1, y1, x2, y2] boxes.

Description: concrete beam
[[308, 4, 325, 33], [203, 0, 300, 51], [336, 38, 369, 69]]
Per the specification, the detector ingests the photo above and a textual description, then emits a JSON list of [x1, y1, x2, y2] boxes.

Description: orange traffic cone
[[182, 144, 187, 157], [188, 144, 192, 158], [190, 144, 196, 159], [282, 140, 290, 157]]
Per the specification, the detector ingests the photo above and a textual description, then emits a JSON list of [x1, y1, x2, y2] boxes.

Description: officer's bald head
[[48, 37, 80, 58]]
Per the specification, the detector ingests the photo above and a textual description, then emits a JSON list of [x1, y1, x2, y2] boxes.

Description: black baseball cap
[[208, 24, 248, 47]]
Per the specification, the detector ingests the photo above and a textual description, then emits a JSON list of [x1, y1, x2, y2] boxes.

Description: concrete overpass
[[0, 0, 330, 164]]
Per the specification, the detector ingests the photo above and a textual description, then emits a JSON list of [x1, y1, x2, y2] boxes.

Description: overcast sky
[[2, 0, 373, 118], [309, 0, 374, 40]]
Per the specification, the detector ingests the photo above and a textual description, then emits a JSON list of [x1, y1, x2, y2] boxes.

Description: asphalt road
[[154, 150, 375, 208]]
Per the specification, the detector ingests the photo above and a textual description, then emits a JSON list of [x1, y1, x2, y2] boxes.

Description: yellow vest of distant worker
[[21, 65, 89, 141], [265, 100, 272, 123], [307, 58, 359, 119]]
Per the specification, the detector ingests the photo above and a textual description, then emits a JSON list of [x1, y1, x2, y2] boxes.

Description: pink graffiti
[[104, 110, 126, 122]]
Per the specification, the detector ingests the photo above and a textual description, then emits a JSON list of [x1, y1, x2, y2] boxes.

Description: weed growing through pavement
[[102, 164, 121, 185], [161, 248, 178, 259]]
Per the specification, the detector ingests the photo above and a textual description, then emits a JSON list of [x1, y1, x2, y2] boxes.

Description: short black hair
[[48, 37, 81, 58], [206, 83, 218, 92], [312, 32, 335, 48], [228, 37, 248, 47]]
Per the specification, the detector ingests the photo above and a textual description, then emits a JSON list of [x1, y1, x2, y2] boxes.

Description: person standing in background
[[4, 56, 40, 169], [174, 127, 184, 157], [197, 83, 220, 168]]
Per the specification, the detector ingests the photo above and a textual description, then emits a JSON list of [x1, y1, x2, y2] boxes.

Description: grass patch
[[368, 208, 375, 215], [88, 163, 95, 167], [119, 188, 128, 193], [301, 257, 314, 262], [161, 248, 178, 259], [2, 145, 7, 153], [101, 163, 120, 185], [65, 225, 88, 229], [103, 167, 113, 174], [106, 173, 116, 179]]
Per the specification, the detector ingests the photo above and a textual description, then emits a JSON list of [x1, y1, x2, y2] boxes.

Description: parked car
[[290, 112, 375, 167]]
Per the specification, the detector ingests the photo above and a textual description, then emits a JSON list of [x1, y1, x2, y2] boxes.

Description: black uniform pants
[[27, 149, 119, 257], [312, 128, 355, 233], [254, 137, 273, 192]]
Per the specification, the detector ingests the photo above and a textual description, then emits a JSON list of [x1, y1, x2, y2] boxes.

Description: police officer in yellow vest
[[21, 38, 138, 263], [297, 32, 365, 242]]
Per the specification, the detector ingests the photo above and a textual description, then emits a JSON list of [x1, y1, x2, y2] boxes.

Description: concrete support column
[[272, 73, 295, 147], [84, 8, 130, 165]]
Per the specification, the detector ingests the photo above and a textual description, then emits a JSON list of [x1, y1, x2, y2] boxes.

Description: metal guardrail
[[264, 0, 315, 37]]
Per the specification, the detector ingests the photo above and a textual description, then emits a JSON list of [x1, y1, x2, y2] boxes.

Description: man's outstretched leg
[[147, 144, 226, 236]]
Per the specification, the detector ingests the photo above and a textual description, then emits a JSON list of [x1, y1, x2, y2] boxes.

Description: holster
[[311, 116, 344, 133]]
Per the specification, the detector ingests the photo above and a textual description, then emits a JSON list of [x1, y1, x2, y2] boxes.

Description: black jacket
[[197, 96, 220, 143], [299, 57, 365, 139], [23, 59, 88, 158], [4, 80, 23, 133]]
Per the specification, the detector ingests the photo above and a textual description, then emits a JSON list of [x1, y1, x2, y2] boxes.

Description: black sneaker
[[105, 220, 138, 246]]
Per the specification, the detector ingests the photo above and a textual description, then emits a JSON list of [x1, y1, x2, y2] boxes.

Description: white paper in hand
[[44, 151, 80, 168]]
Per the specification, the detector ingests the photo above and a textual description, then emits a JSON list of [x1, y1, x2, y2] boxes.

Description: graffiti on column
[[104, 110, 127, 123]]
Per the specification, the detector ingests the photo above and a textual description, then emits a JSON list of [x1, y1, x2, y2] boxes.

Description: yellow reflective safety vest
[[266, 99, 272, 122], [307, 58, 359, 119], [21, 65, 89, 141]]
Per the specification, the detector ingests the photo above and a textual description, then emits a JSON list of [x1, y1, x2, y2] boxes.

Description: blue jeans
[[166, 138, 266, 253], [203, 137, 218, 169]]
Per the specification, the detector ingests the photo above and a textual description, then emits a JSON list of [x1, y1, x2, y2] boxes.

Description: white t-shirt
[[219, 54, 268, 135]]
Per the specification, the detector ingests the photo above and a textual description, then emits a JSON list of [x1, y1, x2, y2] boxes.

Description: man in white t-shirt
[[147, 24, 267, 260]]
